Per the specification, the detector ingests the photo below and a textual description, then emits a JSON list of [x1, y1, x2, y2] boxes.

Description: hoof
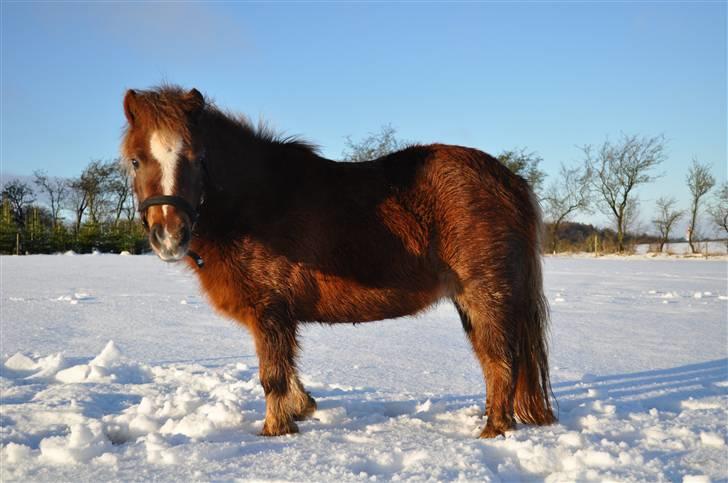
[[479, 426, 505, 439], [479, 420, 514, 439], [260, 418, 299, 436], [294, 393, 317, 421]]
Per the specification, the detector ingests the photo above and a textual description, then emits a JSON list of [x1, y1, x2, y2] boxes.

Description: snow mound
[[55, 341, 151, 384], [2, 443, 32, 464], [54, 292, 95, 304], [39, 421, 111, 464], [3, 341, 149, 384], [4, 352, 39, 371], [90, 340, 123, 367], [699, 431, 725, 447], [683, 476, 712, 483], [4, 351, 68, 379]]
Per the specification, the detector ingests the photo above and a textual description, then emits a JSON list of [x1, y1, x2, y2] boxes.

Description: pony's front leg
[[252, 304, 300, 436]]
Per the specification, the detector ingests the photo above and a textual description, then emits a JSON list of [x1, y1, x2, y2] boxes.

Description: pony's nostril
[[150, 224, 165, 246]]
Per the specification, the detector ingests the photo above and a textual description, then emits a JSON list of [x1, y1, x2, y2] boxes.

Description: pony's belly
[[298, 274, 443, 323]]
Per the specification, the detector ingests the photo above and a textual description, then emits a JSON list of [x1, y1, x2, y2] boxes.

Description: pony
[[120, 85, 556, 438]]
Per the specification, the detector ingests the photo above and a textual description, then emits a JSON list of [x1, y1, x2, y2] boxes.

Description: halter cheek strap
[[137, 195, 204, 269]]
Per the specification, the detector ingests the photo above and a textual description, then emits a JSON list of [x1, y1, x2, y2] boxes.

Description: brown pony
[[120, 85, 556, 438]]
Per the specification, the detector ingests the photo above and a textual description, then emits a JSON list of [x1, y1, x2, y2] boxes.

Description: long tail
[[513, 190, 557, 425]]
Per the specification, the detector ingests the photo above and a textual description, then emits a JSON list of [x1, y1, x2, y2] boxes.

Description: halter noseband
[[138, 195, 198, 225], [138, 194, 205, 269]]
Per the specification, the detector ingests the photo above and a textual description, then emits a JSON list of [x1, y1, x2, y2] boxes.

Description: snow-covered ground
[[634, 241, 727, 256], [1, 254, 726, 482]]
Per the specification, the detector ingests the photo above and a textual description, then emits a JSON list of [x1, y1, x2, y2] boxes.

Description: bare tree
[[624, 197, 643, 242], [66, 177, 90, 234], [583, 134, 666, 252], [32, 170, 67, 230], [685, 158, 715, 253], [108, 160, 134, 226], [652, 197, 684, 252], [126, 186, 137, 223], [342, 124, 406, 162], [707, 182, 728, 247], [1, 180, 36, 226], [497, 148, 546, 194], [542, 164, 591, 253]]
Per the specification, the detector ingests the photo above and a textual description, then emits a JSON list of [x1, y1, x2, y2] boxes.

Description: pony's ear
[[184, 88, 205, 120], [123, 89, 138, 125]]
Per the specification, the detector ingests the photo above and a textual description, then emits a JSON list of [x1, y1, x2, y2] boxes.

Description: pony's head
[[121, 86, 206, 262]]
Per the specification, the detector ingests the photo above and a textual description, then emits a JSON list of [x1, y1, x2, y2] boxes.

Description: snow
[[1, 254, 726, 481], [634, 241, 727, 256]]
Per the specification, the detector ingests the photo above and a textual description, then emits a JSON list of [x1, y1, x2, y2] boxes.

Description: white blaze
[[149, 131, 183, 217]]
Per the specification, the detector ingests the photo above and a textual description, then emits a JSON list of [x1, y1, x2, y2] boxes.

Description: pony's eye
[[131, 159, 140, 169]]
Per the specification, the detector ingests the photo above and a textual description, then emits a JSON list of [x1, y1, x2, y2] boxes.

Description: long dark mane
[[207, 108, 319, 154]]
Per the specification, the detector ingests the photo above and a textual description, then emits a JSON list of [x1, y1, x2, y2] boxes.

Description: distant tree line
[[1, 160, 147, 255], [3, 127, 725, 256]]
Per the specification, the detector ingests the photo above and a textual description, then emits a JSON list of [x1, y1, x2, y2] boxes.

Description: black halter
[[138, 195, 198, 225], [138, 194, 205, 269]]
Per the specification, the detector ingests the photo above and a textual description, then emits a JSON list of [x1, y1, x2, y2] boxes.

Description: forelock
[[122, 85, 195, 147]]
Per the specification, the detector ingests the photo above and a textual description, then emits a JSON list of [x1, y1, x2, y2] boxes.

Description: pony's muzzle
[[149, 223, 191, 262]]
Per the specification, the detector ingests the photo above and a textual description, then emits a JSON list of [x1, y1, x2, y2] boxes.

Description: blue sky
[[1, 2, 725, 230]]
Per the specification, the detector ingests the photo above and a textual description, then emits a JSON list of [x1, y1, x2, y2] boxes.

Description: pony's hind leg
[[454, 295, 517, 438]]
